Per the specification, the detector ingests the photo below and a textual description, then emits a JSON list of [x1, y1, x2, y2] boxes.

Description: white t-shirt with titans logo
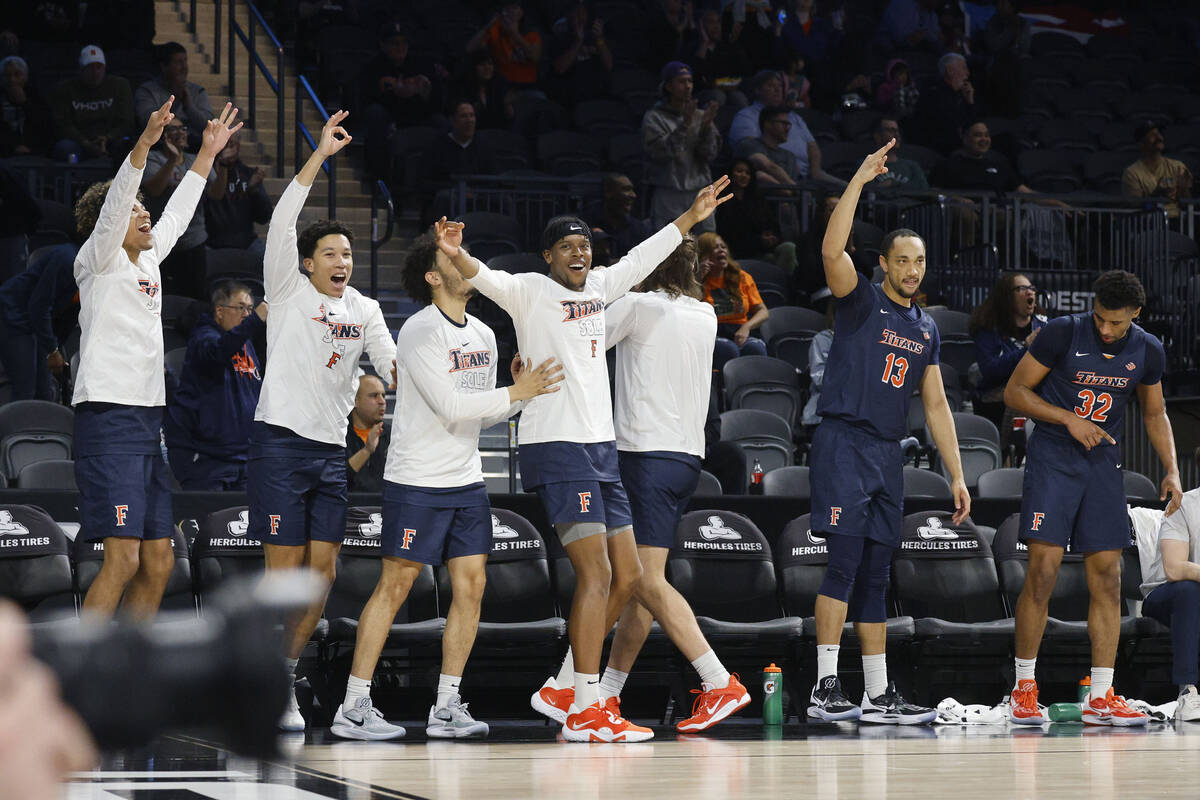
[[467, 223, 682, 445], [254, 179, 396, 446], [383, 304, 521, 488]]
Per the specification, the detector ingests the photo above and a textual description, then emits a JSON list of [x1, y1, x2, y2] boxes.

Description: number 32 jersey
[[1027, 312, 1164, 444], [817, 279, 940, 441]]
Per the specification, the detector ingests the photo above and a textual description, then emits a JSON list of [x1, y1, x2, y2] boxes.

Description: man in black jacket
[[346, 373, 390, 492]]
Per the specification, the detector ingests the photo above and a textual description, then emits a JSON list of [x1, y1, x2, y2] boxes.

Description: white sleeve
[[605, 295, 638, 349], [402, 329, 512, 424], [262, 179, 312, 303], [481, 328, 524, 428], [362, 301, 398, 381], [600, 223, 683, 304], [467, 259, 533, 317], [1159, 504, 1192, 543], [74, 156, 144, 278], [149, 170, 207, 261]]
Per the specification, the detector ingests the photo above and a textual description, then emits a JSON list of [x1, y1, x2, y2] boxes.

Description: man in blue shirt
[[0, 242, 78, 401]]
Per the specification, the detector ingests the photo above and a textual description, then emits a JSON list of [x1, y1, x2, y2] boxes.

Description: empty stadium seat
[[932, 413, 1002, 489], [460, 211, 524, 256], [190, 507, 266, 611], [0, 505, 76, 621], [16, 459, 76, 490], [73, 526, 194, 612], [487, 252, 547, 274], [761, 465, 810, 499], [1123, 470, 1159, 503], [719, 409, 794, 477], [1018, 150, 1085, 193], [0, 400, 74, 481], [902, 466, 952, 500], [760, 306, 826, 373], [722, 356, 804, 428], [937, 339, 977, 379], [975, 467, 1025, 499], [165, 346, 188, 378], [695, 470, 723, 496]]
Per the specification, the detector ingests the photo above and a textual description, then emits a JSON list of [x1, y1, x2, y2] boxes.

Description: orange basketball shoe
[[562, 701, 654, 742], [1008, 679, 1047, 725], [676, 675, 751, 732], [1083, 688, 1149, 727], [531, 678, 574, 724]]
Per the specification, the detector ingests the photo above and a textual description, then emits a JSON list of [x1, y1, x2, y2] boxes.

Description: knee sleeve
[[818, 533, 866, 603], [847, 539, 894, 624], [556, 521, 607, 547]]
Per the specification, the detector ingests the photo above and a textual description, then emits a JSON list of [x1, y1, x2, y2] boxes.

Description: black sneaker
[[807, 676, 862, 721], [860, 681, 936, 725]]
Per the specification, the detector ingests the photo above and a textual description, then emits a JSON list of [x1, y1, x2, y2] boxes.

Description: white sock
[[600, 667, 629, 699], [286, 657, 299, 692], [436, 673, 461, 709], [690, 649, 731, 689], [575, 673, 600, 709], [817, 645, 839, 680], [1014, 657, 1037, 684], [862, 654, 888, 699], [555, 648, 575, 687], [1090, 667, 1114, 702], [343, 675, 371, 711]]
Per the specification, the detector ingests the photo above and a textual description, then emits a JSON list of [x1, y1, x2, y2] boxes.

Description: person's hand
[[683, 174, 733, 226], [164, 136, 182, 165], [1065, 415, 1115, 451], [434, 216, 465, 259], [199, 102, 243, 158], [733, 323, 750, 346], [1024, 328, 1040, 347], [46, 350, 65, 375], [390, 358, 397, 390], [139, 96, 176, 148], [761, 231, 779, 248], [510, 357, 564, 401], [950, 478, 971, 524], [317, 109, 352, 159], [1177, 165, 1193, 194], [960, 79, 975, 104], [254, 301, 268, 321], [510, 353, 525, 380], [681, 1, 695, 28], [731, 20, 743, 40], [1162, 471, 1184, 516], [852, 138, 894, 186], [683, 98, 698, 123], [592, 18, 605, 40], [249, 166, 265, 188], [700, 100, 720, 126], [174, 86, 191, 108], [365, 422, 383, 454]]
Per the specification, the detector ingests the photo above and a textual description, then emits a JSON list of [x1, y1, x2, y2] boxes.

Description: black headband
[[541, 217, 591, 252]]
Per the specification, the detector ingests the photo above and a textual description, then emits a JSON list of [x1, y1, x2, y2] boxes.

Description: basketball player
[[436, 177, 730, 742], [251, 111, 397, 731], [808, 139, 970, 724], [330, 234, 563, 741], [75, 97, 241, 620], [596, 236, 749, 731], [1005, 270, 1180, 726]]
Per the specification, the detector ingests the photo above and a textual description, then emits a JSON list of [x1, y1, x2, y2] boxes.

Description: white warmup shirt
[[467, 223, 683, 445], [1141, 490, 1200, 597], [73, 155, 206, 407], [606, 290, 716, 458], [254, 179, 396, 445], [384, 304, 522, 488]]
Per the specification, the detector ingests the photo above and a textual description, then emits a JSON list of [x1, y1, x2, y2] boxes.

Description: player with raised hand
[[807, 139, 970, 725], [435, 177, 730, 742], [249, 110, 397, 732], [1004, 269, 1180, 727], [75, 97, 241, 620]]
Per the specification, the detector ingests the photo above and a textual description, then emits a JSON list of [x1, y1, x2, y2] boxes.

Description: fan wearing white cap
[[50, 45, 135, 162]]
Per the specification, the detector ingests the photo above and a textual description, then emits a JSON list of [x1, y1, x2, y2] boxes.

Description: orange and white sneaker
[[531, 678, 574, 724], [1008, 679, 1047, 725], [676, 675, 751, 732], [562, 701, 654, 742], [605, 695, 622, 717], [1083, 688, 1149, 727]]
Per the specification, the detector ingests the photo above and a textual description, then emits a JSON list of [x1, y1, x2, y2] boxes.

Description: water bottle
[[750, 458, 764, 495], [762, 663, 783, 725], [1048, 675, 1090, 722], [1010, 416, 1027, 466]]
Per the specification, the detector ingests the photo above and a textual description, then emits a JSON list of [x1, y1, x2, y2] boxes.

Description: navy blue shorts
[[168, 447, 248, 491], [382, 482, 491, 565], [76, 454, 174, 542], [535, 480, 633, 529], [247, 455, 348, 546], [619, 451, 701, 548], [1019, 431, 1128, 553], [809, 419, 904, 546]]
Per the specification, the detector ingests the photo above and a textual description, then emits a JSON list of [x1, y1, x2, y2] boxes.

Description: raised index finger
[[873, 137, 896, 158]]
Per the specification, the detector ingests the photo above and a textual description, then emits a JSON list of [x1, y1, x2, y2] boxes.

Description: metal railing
[[370, 180, 395, 298], [449, 174, 611, 248], [227, 1, 285, 177], [295, 75, 336, 218]]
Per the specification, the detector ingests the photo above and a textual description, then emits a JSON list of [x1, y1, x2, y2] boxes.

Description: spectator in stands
[[0, 241, 78, 402], [874, 0, 941, 51], [0, 55, 52, 157], [135, 42, 214, 152], [716, 157, 795, 273], [780, 53, 811, 110], [427, 100, 498, 185], [448, 51, 510, 130], [914, 52, 977, 155], [874, 58, 919, 120], [642, 61, 722, 231], [795, 190, 854, 296], [647, 0, 696, 67], [203, 130, 271, 257], [698, 231, 768, 368], [931, 121, 1022, 193], [361, 22, 435, 177], [723, 0, 775, 72], [546, 2, 613, 108], [800, 288, 835, 427], [50, 45, 134, 163], [1123, 121, 1193, 214], [777, 0, 841, 65], [690, 9, 751, 90], [982, 0, 1031, 56], [1140, 488, 1200, 722], [870, 117, 928, 190], [968, 272, 1047, 441], [580, 173, 652, 262], [142, 116, 215, 300], [0, 164, 39, 284], [466, 2, 543, 88], [165, 280, 265, 490], [734, 105, 802, 186], [345, 373, 390, 492]]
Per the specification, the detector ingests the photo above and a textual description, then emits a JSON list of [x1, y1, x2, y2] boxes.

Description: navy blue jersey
[[817, 280, 941, 440], [1027, 312, 1164, 443]]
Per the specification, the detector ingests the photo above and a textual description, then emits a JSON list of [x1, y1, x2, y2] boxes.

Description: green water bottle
[[763, 663, 783, 725], [1048, 676, 1090, 722]]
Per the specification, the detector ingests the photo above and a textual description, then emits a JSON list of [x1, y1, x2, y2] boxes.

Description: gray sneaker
[[426, 694, 490, 739], [330, 696, 407, 741]]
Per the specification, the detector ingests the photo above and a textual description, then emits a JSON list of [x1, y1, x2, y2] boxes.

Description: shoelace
[[1011, 685, 1039, 711], [1106, 692, 1141, 715], [687, 673, 741, 717]]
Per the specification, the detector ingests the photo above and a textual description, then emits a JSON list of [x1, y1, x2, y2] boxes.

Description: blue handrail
[[227, 1, 285, 177], [370, 180, 395, 297], [295, 74, 336, 218]]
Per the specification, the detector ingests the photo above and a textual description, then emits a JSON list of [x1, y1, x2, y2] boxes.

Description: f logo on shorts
[[1031, 512, 1045, 532], [401, 529, 416, 550], [579, 492, 592, 513], [829, 507, 842, 526], [114, 505, 128, 527], [269, 514, 281, 536]]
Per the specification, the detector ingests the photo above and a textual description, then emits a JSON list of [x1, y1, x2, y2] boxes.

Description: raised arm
[[434, 217, 529, 315], [1137, 380, 1182, 516], [823, 139, 894, 297], [920, 366, 971, 524]]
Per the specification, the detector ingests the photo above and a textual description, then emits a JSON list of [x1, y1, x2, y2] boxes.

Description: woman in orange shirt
[[466, 2, 544, 87], [698, 232, 769, 369]]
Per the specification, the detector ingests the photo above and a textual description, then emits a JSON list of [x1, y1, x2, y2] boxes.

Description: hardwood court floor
[[66, 720, 1200, 800]]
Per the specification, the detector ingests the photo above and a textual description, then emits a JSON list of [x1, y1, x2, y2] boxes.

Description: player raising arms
[[808, 139, 970, 725], [1004, 270, 1181, 726], [250, 111, 397, 731], [76, 98, 241, 620], [435, 178, 730, 742], [330, 235, 562, 741]]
